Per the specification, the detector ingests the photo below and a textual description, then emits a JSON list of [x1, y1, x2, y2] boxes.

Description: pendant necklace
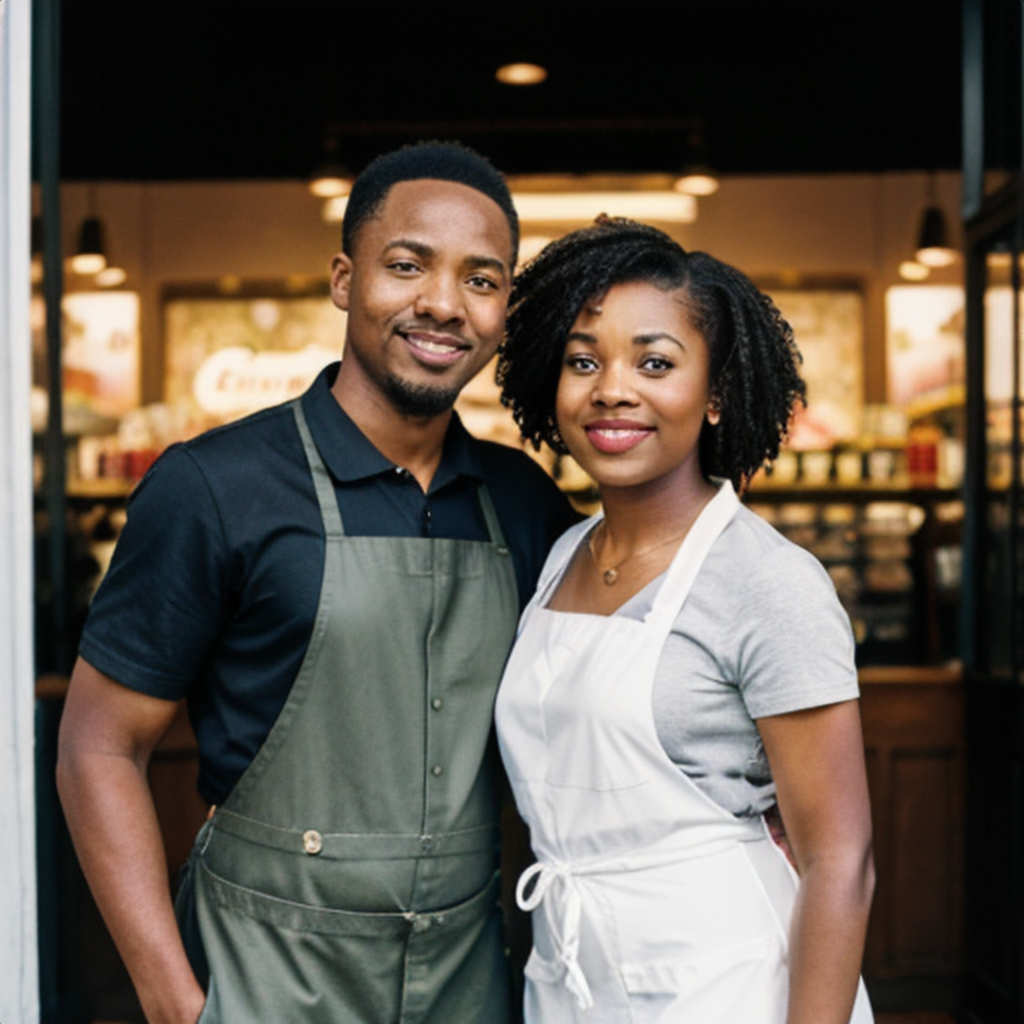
[[586, 522, 691, 586]]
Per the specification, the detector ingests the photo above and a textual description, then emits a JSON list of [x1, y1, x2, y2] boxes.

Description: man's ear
[[330, 252, 353, 312]]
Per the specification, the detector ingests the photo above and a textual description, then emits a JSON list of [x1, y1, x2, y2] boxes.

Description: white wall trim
[[0, 0, 40, 1021]]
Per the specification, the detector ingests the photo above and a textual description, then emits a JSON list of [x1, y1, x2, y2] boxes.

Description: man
[[57, 143, 575, 1024]]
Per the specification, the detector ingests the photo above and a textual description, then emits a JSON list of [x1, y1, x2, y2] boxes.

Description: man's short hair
[[342, 141, 519, 267]]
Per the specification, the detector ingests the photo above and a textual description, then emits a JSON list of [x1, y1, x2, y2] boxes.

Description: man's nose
[[413, 272, 463, 323]]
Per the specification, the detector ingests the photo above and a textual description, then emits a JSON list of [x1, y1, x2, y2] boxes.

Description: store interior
[[28, 1, 1023, 1022]]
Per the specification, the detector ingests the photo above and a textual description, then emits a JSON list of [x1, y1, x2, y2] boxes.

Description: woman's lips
[[584, 421, 653, 453]]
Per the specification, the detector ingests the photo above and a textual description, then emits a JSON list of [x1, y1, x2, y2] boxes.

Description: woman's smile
[[556, 280, 715, 494], [583, 419, 654, 453]]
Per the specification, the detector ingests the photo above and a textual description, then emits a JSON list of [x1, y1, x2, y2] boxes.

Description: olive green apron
[[176, 400, 519, 1024]]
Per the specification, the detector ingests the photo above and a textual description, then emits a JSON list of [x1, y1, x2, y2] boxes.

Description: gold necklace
[[586, 522, 691, 586]]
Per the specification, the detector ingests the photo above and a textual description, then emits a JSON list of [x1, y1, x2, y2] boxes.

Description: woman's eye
[[641, 355, 674, 373], [565, 354, 598, 372]]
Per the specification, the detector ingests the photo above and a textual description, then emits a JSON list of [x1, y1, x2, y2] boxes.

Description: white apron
[[496, 482, 873, 1024]]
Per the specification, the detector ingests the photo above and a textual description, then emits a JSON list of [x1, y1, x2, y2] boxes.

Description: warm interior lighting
[[898, 260, 930, 281], [915, 204, 957, 268], [322, 196, 349, 223], [495, 62, 547, 85], [512, 191, 697, 224], [674, 127, 719, 197], [309, 166, 353, 199], [95, 265, 128, 287], [70, 216, 107, 275], [674, 171, 719, 197]]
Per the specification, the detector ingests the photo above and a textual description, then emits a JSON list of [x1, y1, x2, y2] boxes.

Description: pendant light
[[70, 214, 107, 275], [309, 126, 353, 199], [674, 127, 720, 197], [914, 174, 957, 268]]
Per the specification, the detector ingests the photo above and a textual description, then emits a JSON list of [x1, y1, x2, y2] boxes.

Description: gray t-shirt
[[618, 503, 859, 818]]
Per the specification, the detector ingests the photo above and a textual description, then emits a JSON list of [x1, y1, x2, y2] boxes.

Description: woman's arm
[[757, 699, 874, 1024]]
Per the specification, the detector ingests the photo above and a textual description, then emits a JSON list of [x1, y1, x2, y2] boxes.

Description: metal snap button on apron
[[431, 764, 444, 777], [302, 829, 323, 855]]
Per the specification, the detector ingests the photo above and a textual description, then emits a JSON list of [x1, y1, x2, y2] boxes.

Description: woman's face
[[555, 280, 716, 496]]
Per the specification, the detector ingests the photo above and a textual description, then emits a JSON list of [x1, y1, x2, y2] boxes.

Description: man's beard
[[383, 373, 461, 418]]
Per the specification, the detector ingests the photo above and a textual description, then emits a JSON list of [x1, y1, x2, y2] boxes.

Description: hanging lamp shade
[[673, 128, 720, 197], [71, 216, 107, 274], [309, 159, 353, 198], [915, 206, 957, 267]]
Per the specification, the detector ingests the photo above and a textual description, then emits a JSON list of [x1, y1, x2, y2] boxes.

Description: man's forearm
[[57, 660, 207, 1024], [57, 745, 206, 1023]]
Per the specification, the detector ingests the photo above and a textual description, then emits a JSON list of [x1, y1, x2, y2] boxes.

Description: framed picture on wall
[[758, 282, 866, 448], [163, 281, 343, 435], [885, 285, 965, 411], [61, 290, 142, 427]]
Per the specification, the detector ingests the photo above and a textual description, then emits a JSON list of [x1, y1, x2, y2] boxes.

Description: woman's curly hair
[[497, 216, 806, 492]]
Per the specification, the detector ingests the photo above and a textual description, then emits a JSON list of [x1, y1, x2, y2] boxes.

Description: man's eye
[[388, 260, 420, 273], [468, 274, 499, 290]]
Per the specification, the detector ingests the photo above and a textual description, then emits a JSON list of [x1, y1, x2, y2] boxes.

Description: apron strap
[[475, 481, 509, 549], [647, 480, 739, 629], [292, 399, 345, 539]]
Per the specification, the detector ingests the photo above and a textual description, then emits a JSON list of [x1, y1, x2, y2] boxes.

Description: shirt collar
[[301, 362, 483, 490]]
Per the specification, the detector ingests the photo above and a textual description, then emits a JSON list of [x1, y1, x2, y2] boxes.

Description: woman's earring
[[706, 404, 721, 426]]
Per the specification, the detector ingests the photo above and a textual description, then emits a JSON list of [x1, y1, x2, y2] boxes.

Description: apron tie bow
[[516, 861, 594, 1011]]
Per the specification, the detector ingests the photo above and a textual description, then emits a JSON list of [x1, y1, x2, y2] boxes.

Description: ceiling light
[[899, 260, 930, 281], [70, 216, 107, 275], [674, 171, 719, 197], [322, 196, 349, 223], [674, 127, 720, 197], [95, 265, 127, 287], [309, 126, 353, 198], [915, 206, 957, 267], [496, 62, 548, 85], [309, 164, 353, 199], [512, 191, 697, 224]]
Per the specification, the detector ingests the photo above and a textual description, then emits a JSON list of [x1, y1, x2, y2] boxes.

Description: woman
[[495, 217, 874, 1024]]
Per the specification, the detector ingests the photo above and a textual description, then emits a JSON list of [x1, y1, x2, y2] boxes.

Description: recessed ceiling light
[[496, 62, 547, 86]]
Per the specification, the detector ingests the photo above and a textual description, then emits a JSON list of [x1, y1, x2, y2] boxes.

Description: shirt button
[[431, 697, 444, 711], [303, 829, 323, 855], [431, 764, 444, 777]]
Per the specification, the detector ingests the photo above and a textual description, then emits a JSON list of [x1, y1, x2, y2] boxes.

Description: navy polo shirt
[[80, 363, 576, 804]]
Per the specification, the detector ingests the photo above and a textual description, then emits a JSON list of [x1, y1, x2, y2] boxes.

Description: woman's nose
[[592, 365, 637, 406]]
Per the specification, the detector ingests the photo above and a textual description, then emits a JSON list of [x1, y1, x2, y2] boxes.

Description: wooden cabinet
[[860, 667, 965, 1011]]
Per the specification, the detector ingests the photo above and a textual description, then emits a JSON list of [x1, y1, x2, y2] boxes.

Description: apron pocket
[[195, 861, 510, 1024], [194, 974, 218, 1024], [621, 932, 788, 1024]]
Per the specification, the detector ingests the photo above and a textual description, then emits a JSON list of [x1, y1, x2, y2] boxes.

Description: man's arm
[[57, 657, 207, 1024]]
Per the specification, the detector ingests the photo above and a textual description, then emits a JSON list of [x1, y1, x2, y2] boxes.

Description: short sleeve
[[78, 445, 231, 700], [732, 544, 859, 719]]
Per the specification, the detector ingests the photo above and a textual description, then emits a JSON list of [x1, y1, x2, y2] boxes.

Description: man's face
[[331, 178, 514, 418]]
